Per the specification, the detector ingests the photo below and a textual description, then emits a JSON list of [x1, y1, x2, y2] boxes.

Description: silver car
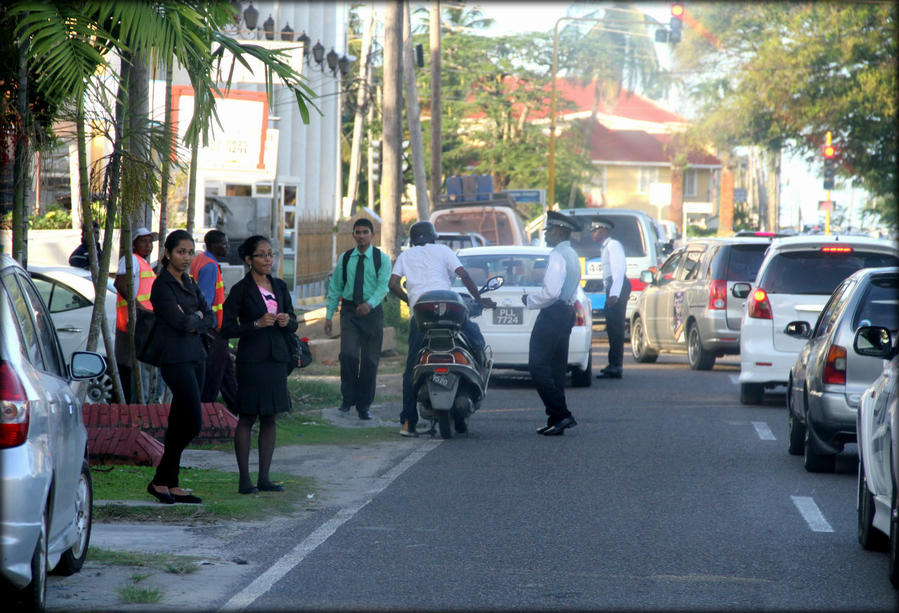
[[786, 266, 899, 472], [0, 254, 106, 611]]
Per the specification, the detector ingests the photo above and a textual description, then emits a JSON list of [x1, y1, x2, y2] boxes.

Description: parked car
[[454, 246, 593, 386], [785, 267, 899, 471], [539, 208, 664, 323], [854, 326, 899, 587], [736, 235, 899, 404], [401, 231, 488, 252], [630, 236, 773, 369], [430, 202, 529, 246], [27, 266, 118, 403], [1, 254, 106, 612]]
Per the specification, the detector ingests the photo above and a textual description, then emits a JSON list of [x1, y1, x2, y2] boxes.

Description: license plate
[[587, 261, 603, 275], [493, 307, 523, 325], [431, 373, 453, 388]]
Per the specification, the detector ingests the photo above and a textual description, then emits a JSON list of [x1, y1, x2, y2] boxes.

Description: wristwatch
[[253, 320, 259, 328]]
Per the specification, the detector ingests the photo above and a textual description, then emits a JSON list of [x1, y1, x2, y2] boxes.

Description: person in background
[[388, 221, 495, 437], [222, 235, 297, 494], [324, 218, 391, 420], [523, 210, 582, 436], [68, 221, 102, 270], [591, 219, 631, 379], [190, 229, 238, 411], [146, 229, 215, 505], [114, 227, 157, 404]]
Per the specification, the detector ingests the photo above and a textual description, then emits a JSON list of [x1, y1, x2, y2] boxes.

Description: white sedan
[[456, 246, 593, 387], [28, 265, 118, 402]]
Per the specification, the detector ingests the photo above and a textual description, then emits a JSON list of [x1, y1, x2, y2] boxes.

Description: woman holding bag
[[222, 235, 298, 494], [146, 229, 216, 504]]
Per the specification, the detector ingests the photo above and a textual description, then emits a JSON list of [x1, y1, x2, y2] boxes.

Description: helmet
[[409, 221, 438, 246]]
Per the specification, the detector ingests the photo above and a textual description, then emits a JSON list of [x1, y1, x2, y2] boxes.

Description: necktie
[[353, 253, 365, 304]]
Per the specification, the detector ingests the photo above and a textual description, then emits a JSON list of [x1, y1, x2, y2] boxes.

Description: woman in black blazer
[[221, 235, 298, 494], [147, 229, 216, 505]]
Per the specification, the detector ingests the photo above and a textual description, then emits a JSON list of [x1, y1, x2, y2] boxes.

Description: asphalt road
[[49, 337, 899, 611]]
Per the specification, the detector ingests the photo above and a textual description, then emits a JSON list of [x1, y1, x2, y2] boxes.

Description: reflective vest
[[116, 256, 155, 332], [189, 251, 225, 328]]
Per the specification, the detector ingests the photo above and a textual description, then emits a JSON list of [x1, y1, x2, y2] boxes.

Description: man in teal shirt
[[324, 218, 391, 419]]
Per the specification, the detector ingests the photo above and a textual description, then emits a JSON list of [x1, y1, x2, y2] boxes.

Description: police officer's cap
[[590, 219, 614, 231], [545, 210, 581, 232]]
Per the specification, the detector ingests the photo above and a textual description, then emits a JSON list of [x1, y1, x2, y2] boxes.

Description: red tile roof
[[589, 123, 720, 166]]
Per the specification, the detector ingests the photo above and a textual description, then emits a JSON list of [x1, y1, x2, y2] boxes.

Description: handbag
[[285, 332, 312, 374], [137, 318, 163, 366]]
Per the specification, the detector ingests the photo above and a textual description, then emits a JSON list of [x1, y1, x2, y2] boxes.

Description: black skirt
[[235, 360, 290, 416]]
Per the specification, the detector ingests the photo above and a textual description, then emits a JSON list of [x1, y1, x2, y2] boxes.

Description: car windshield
[[852, 275, 899, 330], [567, 215, 647, 259], [760, 250, 899, 295], [724, 244, 768, 281], [456, 253, 549, 288]]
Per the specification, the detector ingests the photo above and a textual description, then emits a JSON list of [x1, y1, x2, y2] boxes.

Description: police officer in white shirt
[[389, 221, 496, 437], [523, 210, 582, 436], [591, 219, 631, 379]]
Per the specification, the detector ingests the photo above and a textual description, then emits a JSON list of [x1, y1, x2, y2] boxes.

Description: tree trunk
[[12, 42, 29, 265], [403, 0, 430, 221], [158, 53, 173, 258], [187, 126, 199, 234], [429, 0, 442, 211], [345, 4, 374, 217], [381, 1, 404, 260]]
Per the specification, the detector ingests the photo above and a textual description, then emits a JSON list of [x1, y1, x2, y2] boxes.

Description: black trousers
[[339, 304, 384, 411], [201, 329, 239, 410], [528, 301, 575, 423], [605, 278, 632, 370], [153, 360, 205, 488]]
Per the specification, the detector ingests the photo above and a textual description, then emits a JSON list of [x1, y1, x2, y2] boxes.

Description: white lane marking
[[729, 374, 740, 385], [752, 421, 776, 440], [790, 496, 834, 533], [219, 439, 442, 611]]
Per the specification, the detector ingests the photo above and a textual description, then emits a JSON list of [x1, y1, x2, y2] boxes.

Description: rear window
[[433, 211, 518, 245], [717, 244, 768, 281], [568, 215, 647, 259], [852, 275, 899, 330], [759, 250, 899, 295], [455, 254, 549, 288]]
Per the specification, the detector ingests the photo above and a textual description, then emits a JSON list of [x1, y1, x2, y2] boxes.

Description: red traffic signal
[[822, 144, 836, 158], [671, 3, 685, 18]]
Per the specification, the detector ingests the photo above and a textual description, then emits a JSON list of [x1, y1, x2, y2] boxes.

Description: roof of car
[[767, 234, 899, 252], [559, 208, 652, 218], [456, 245, 552, 256]]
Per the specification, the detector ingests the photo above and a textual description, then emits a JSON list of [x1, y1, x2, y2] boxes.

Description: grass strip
[[89, 548, 202, 574], [116, 584, 162, 604]]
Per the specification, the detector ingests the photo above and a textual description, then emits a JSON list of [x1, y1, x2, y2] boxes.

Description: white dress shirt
[[525, 241, 581, 309], [600, 237, 627, 298], [392, 243, 462, 307]]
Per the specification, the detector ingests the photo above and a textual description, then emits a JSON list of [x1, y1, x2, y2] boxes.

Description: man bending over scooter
[[389, 221, 496, 438]]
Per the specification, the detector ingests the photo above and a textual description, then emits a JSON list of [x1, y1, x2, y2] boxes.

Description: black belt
[[341, 299, 381, 309]]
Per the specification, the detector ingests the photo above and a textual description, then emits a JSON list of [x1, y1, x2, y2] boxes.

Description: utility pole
[[403, 0, 430, 221], [344, 3, 375, 217], [429, 0, 441, 212], [381, 1, 404, 260]]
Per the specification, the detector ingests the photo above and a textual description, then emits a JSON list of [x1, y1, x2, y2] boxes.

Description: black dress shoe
[[338, 404, 351, 413], [358, 409, 372, 420], [536, 423, 555, 434], [542, 416, 577, 436], [147, 482, 175, 504], [239, 485, 259, 495], [596, 370, 622, 379], [257, 481, 285, 492], [171, 491, 202, 504]]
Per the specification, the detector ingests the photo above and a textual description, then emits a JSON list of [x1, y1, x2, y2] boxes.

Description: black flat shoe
[[171, 491, 202, 504], [147, 482, 175, 504], [257, 481, 285, 492], [358, 409, 372, 420], [239, 485, 259, 495], [536, 423, 555, 434], [542, 416, 577, 436], [596, 371, 622, 379]]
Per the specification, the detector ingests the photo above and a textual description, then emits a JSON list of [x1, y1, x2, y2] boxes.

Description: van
[[430, 200, 529, 246], [540, 208, 665, 322]]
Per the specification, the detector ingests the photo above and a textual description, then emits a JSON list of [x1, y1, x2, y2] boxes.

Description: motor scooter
[[411, 276, 503, 438]]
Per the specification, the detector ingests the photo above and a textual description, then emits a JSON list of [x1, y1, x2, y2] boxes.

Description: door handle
[[56, 326, 83, 333]]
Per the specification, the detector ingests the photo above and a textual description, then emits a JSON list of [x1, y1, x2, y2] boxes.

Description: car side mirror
[[70, 351, 107, 380], [732, 283, 751, 299], [854, 326, 894, 358], [485, 275, 504, 291], [640, 270, 654, 285], [784, 320, 811, 339]]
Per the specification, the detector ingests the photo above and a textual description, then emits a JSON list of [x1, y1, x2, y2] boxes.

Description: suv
[[0, 254, 106, 611], [630, 236, 772, 369], [545, 208, 664, 322], [786, 267, 899, 472], [736, 235, 899, 404]]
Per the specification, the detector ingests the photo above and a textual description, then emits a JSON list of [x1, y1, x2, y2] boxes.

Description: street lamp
[[263, 14, 275, 40], [338, 54, 352, 79], [312, 41, 325, 69], [326, 48, 339, 76], [297, 31, 310, 63], [281, 22, 294, 41], [243, 2, 259, 30]]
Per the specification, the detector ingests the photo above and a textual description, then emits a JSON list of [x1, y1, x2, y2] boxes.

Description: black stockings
[[235, 414, 277, 489]]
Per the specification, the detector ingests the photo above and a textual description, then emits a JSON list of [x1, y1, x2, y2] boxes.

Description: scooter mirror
[[485, 275, 504, 291]]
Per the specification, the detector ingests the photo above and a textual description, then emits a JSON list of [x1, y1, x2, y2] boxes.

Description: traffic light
[[370, 140, 381, 184], [822, 143, 836, 190], [669, 3, 684, 43]]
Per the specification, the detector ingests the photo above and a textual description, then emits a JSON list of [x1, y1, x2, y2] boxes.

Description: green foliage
[[90, 549, 201, 575], [1, 206, 72, 229], [678, 3, 896, 204], [116, 584, 162, 604]]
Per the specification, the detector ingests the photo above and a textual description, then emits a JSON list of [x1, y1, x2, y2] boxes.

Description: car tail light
[[747, 288, 773, 319], [708, 279, 727, 310], [420, 351, 469, 365], [573, 300, 587, 326], [821, 245, 853, 253], [629, 277, 647, 292], [822, 344, 847, 385], [0, 360, 29, 448]]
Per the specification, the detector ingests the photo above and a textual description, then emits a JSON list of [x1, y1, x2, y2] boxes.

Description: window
[[638, 168, 659, 194], [684, 169, 697, 197], [812, 279, 854, 339], [21, 277, 65, 377], [680, 249, 705, 281], [2, 271, 43, 368], [852, 275, 899, 330], [760, 250, 899, 295], [717, 244, 769, 282], [456, 254, 550, 288], [569, 215, 647, 259], [30, 277, 91, 313], [657, 251, 684, 285]]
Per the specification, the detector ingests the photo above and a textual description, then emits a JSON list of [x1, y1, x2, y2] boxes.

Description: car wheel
[[630, 316, 658, 363], [54, 459, 93, 575], [787, 405, 805, 456], [858, 456, 888, 550], [740, 382, 764, 405], [84, 372, 113, 404], [570, 353, 592, 388], [18, 507, 48, 612], [803, 421, 836, 473], [889, 460, 899, 587], [687, 324, 715, 370]]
